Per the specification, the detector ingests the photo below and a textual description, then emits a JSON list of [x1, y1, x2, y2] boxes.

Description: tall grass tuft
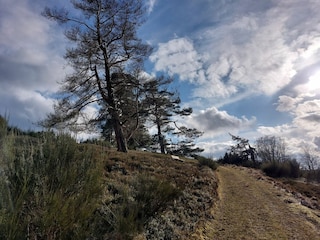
[[0, 119, 103, 239]]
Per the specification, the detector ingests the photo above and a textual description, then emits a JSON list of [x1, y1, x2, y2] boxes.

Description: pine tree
[[143, 76, 202, 155], [41, 0, 151, 152]]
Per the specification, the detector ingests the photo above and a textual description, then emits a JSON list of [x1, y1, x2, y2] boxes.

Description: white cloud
[[276, 95, 303, 113], [0, 0, 67, 130], [264, 95, 320, 157], [150, 0, 320, 107], [186, 106, 256, 137], [257, 124, 295, 137], [0, 88, 54, 128], [293, 100, 320, 137], [150, 38, 206, 83], [276, 95, 320, 134], [196, 140, 232, 158], [0, 1, 49, 53], [198, 12, 297, 97]]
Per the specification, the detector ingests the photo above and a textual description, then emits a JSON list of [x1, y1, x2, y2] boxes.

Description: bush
[[217, 152, 260, 168], [195, 155, 218, 170], [99, 175, 181, 239], [302, 169, 320, 183], [261, 160, 300, 178], [134, 175, 181, 218], [0, 126, 103, 239]]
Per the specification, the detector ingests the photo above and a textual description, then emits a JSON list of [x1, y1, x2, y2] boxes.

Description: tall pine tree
[[41, 0, 151, 152]]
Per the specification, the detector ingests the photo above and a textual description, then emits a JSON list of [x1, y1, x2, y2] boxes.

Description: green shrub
[[100, 175, 181, 239], [195, 155, 218, 170], [133, 175, 181, 219], [0, 127, 103, 239]]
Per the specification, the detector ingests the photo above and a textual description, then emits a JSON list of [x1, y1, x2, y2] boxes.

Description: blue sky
[[1, 0, 320, 158]]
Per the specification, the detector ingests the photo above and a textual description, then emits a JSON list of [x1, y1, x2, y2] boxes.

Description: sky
[[1, 0, 320, 159]]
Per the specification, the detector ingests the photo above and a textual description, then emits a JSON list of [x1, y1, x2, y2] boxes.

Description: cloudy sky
[[1, 0, 320, 158]]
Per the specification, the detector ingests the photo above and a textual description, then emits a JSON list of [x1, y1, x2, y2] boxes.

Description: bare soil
[[194, 165, 320, 240]]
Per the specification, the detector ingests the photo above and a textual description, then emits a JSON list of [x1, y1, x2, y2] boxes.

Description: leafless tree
[[301, 145, 319, 171], [255, 135, 286, 162]]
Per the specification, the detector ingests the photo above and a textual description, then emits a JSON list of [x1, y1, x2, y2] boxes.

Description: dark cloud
[[300, 114, 320, 122]]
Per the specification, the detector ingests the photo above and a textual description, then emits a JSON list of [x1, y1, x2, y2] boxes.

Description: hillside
[[98, 150, 320, 239], [101, 149, 218, 239], [1, 133, 320, 239], [0, 129, 218, 239]]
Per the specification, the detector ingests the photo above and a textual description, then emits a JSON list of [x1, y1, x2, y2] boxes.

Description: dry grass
[[281, 179, 320, 208], [97, 148, 218, 239], [103, 149, 205, 188]]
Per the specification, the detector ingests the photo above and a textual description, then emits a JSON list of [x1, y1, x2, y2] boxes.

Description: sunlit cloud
[[186, 106, 256, 137], [150, 11, 299, 103], [276, 95, 304, 113], [272, 96, 320, 156], [150, 38, 206, 83]]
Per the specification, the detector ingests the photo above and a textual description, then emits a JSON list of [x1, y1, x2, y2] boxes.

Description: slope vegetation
[[101, 149, 218, 239]]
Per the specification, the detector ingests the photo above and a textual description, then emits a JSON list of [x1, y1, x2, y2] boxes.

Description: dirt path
[[193, 166, 320, 240]]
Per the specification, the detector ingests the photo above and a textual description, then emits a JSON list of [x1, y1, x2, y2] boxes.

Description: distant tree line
[[219, 134, 320, 181]]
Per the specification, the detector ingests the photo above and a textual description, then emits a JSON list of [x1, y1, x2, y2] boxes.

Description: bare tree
[[41, 0, 151, 152], [255, 135, 286, 162], [302, 145, 319, 171]]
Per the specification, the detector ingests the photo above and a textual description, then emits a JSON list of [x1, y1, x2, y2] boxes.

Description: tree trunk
[[157, 122, 165, 154], [111, 112, 127, 152], [101, 64, 127, 153]]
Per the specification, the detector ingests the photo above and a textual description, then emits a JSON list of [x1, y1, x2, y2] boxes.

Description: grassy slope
[[98, 148, 218, 239], [96, 149, 320, 239]]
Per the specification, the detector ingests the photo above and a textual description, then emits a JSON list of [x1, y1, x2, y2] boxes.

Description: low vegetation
[[302, 169, 320, 183], [261, 160, 300, 178], [194, 155, 218, 170], [0, 118, 218, 239], [0, 121, 103, 239], [2, 115, 319, 239]]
